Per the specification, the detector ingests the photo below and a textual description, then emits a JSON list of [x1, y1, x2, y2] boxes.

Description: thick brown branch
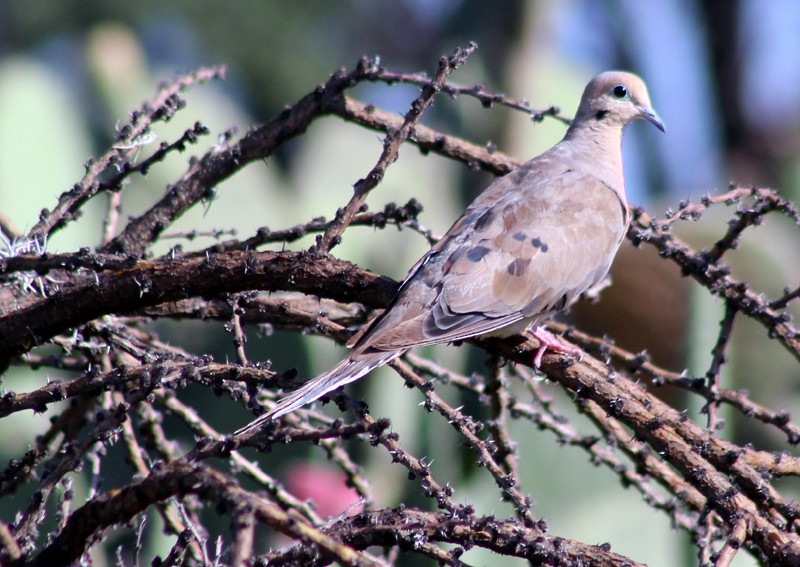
[[0, 250, 394, 359], [264, 508, 645, 567], [31, 463, 384, 567], [485, 334, 800, 562]]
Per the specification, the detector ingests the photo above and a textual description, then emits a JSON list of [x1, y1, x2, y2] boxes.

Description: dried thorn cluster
[[0, 46, 799, 566]]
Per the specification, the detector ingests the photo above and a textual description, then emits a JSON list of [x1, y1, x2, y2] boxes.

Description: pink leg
[[530, 326, 582, 368]]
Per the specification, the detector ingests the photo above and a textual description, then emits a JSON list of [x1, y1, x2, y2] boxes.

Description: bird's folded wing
[[356, 166, 626, 351]]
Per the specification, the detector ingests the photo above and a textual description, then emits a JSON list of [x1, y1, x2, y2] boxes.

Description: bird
[[235, 71, 664, 436]]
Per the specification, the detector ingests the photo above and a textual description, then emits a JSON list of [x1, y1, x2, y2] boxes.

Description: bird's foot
[[530, 326, 582, 368]]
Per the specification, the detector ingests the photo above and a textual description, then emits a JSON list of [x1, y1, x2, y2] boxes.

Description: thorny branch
[[315, 42, 478, 253], [1, 47, 800, 567]]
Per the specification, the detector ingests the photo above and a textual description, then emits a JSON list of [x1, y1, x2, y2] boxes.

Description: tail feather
[[234, 348, 401, 437]]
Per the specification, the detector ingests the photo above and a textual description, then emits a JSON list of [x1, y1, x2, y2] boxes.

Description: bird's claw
[[531, 326, 582, 368]]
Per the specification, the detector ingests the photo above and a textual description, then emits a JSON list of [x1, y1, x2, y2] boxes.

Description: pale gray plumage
[[235, 71, 664, 436]]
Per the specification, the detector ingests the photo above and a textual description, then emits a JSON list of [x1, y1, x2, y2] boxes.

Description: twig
[[28, 67, 224, 240], [315, 43, 477, 253], [390, 358, 538, 527], [228, 293, 250, 365], [703, 302, 737, 431]]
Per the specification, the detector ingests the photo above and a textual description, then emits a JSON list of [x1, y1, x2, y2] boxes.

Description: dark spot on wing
[[474, 209, 495, 231], [444, 246, 466, 270], [466, 246, 491, 262], [531, 237, 549, 252], [512, 231, 527, 242], [507, 258, 531, 276]]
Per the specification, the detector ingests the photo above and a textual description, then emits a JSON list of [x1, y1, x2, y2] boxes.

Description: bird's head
[[574, 71, 665, 133]]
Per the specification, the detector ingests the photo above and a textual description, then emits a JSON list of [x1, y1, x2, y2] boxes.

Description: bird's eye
[[612, 85, 628, 99]]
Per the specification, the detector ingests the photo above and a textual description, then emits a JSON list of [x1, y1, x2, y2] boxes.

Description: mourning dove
[[235, 71, 663, 434]]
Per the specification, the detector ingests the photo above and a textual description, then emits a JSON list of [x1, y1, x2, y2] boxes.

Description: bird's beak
[[637, 105, 665, 132]]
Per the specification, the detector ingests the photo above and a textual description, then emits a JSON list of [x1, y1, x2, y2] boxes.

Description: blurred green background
[[1, 1, 800, 565]]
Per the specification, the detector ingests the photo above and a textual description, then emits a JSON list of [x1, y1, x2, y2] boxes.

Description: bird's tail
[[234, 348, 401, 437]]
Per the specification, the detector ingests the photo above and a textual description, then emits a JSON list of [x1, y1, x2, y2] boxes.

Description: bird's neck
[[560, 119, 626, 195]]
